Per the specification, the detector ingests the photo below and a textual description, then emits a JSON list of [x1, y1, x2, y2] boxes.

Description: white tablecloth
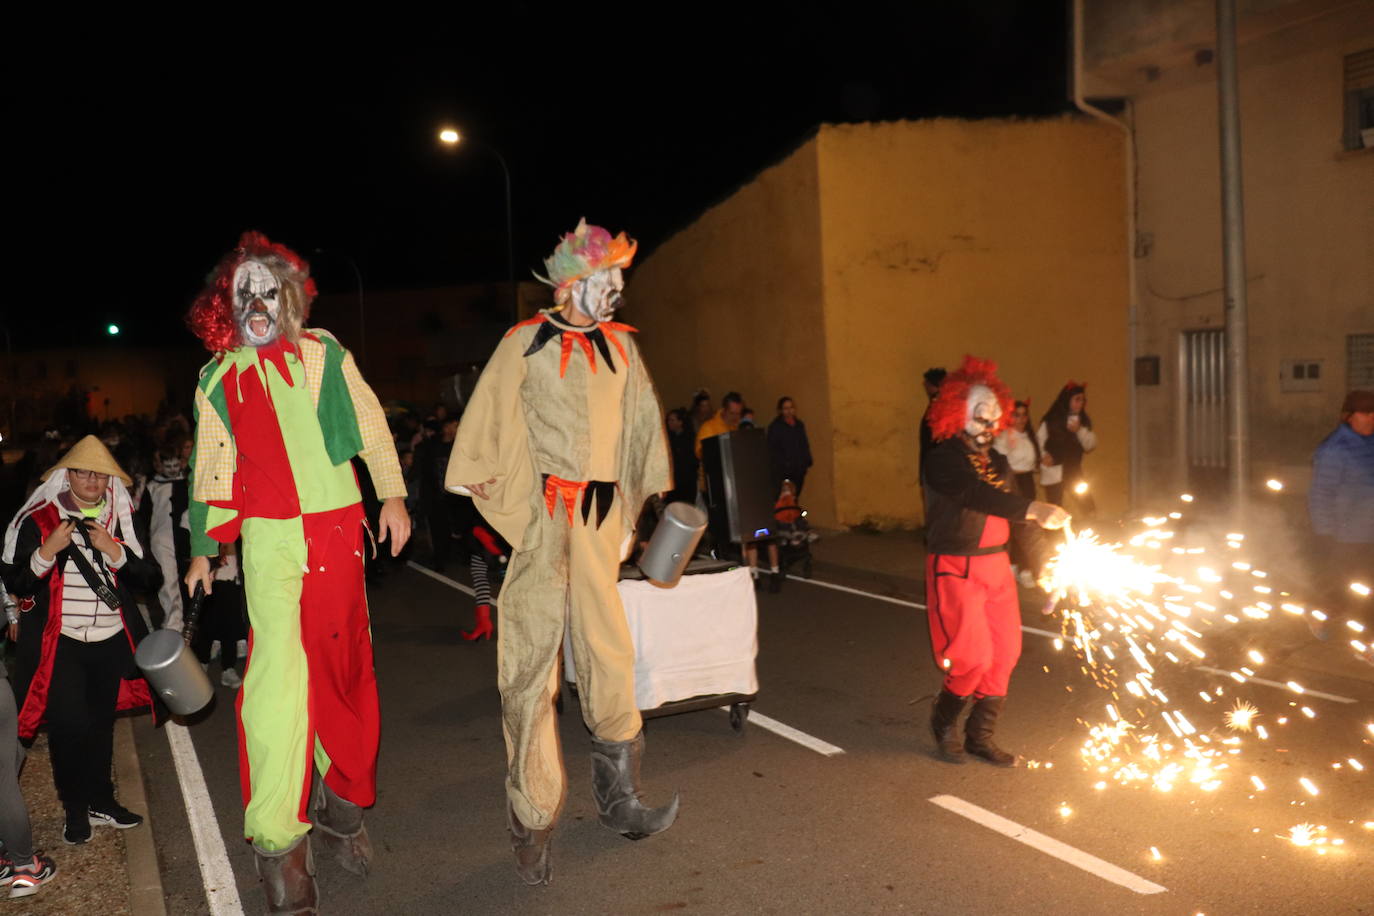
[[563, 566, 759, 711]]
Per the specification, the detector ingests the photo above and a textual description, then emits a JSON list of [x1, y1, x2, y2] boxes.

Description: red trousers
[[925, 549, 1022, 698]]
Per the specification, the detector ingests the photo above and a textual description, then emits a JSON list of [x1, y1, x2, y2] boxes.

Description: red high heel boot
[[461, 605, 494, 641]]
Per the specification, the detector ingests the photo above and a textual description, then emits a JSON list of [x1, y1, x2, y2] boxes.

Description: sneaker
[[221, 668, 243, 689], [89, 802, 143, 830], [62, 818, 91, 845], [6, 853, 57, 898]]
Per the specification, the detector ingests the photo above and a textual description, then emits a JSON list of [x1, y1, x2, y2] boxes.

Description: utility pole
[[1217, 0, 1250, 515]]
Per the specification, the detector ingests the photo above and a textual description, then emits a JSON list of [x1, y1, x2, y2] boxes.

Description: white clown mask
[[570, 267, 624, 323], [964, 384, 1003, 448], [232, 260, 282, 347]]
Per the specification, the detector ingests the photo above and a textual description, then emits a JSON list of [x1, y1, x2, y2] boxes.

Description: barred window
[[1349, 333, 1374, 390], [1343, 48, 1374, 151]]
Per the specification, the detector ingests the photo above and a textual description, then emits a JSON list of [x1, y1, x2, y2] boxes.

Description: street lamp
[[437, 125, 517, 324]]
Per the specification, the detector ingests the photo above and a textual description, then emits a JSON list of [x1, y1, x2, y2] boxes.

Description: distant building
[[1081, 0, 1374, 503], [628, 118, 1130, 529]]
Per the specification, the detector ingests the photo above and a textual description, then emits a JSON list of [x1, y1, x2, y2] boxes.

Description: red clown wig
[[927, 355, 1016, 442], [186, 231, 318, 353]]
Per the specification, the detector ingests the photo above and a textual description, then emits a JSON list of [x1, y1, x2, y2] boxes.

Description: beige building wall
[[628, 137, 837, 525], [815, 119, 1130, 527], [1106, 7, 1374, 497]]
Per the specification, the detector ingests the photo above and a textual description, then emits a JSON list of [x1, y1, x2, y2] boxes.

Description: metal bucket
[[136, 628, 215, 716], [638, 502, 708, 586]]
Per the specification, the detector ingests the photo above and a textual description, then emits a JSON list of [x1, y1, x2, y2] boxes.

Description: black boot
[[311, 773, 372, 877], [507, 801, 553, 886], [590, 732, 680, 840], [930, 688, 969, 764], [964, 695, 1017, 767]]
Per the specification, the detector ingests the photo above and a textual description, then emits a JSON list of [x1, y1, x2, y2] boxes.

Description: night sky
[[10, 3, 1069, 349]]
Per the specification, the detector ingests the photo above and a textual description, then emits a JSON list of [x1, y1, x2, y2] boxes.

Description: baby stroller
[[773, 487, 817, 580]]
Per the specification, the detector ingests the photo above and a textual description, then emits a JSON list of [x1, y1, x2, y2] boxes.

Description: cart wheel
[[729, 703, 750, 733]]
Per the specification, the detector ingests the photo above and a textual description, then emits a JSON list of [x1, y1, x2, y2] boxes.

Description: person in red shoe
[[921, 356, 1068, 767], [460, 520, 508, 641]]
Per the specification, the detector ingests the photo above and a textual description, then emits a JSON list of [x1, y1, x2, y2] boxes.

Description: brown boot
[[507, 801, 553, 886], [254, 835, 317, 915], [311, 774, 372, 877], [964, 695, 1018, 767], [930, 688, 969, 764]]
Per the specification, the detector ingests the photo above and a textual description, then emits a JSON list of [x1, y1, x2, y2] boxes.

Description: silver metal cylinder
[[637, 502, 708, 586], [136, 629, 215, 716]]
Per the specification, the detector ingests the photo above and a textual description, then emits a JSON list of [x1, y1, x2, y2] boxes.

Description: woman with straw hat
[[2, 434, 157, 846]]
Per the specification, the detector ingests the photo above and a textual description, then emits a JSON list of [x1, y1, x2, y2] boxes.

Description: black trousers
[[192, 581, 248, 670], [46, 634, 130, 817]]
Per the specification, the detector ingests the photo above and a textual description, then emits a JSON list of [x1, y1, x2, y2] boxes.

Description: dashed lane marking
[[1195, 666, 1356, 704], [929, 795, 1168, 895], [406, 563, 846, 757]]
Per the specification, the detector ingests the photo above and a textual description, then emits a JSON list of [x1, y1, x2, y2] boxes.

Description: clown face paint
[[571, 267, 624, 323], [232, 260, 282, 347], [964, 384, 1002, 449]]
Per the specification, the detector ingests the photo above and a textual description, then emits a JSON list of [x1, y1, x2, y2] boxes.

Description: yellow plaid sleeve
[[191, 385, 235, 503], [342, 350, 406, 500]]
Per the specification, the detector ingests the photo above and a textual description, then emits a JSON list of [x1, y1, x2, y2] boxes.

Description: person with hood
[[2, 436, 157, 846], [1036, 381, 1097, 510], [1308, 389, 1374, 628]]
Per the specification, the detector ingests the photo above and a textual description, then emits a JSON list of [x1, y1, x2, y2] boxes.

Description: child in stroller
[[773, 479, 818, 579]]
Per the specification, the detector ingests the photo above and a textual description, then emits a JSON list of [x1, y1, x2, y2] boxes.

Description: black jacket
[[922, 436, 1042, 560]]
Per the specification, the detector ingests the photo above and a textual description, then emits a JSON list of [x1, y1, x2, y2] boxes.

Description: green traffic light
[[107, 324, 120, 336]]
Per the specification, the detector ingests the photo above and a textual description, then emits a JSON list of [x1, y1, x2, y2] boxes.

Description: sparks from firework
[[1225, 701, 1259, 732]]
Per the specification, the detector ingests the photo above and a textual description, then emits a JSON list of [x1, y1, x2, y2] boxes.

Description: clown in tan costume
[[448, 219, 675, 885]]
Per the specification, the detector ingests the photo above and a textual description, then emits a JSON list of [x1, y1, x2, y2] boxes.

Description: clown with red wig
[[922, 356, 1068, 767], [183, 232, 410, 913], [447, 219, 675, 885]]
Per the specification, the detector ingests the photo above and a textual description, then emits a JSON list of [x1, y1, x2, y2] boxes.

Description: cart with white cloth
[[564, 560, 759, 731]]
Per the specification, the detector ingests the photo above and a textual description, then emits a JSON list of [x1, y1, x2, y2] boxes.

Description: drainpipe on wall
[[1072, 0, 1141, 511], [1216, 0, 1251, 517]]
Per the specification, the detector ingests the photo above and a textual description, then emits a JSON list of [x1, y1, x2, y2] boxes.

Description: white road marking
[[788, 576, 1062, 642], [407, 560, 476, 596], [929, 795, 1167, 896], [746, 712, 846, 757], [1195, 667, 1356, 704], [166, 722, 245, 916], [788, 574, 926, 609]]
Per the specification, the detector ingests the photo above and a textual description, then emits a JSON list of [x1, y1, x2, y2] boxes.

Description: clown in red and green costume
[[184, 232, 410, 912]]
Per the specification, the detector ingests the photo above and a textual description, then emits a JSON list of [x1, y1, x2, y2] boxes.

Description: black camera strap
[[63, 518, 124, 612]]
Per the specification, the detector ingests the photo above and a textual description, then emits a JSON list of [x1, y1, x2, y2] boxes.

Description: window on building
[[1344, 49, 1374, 151], [1349, 333, 1374, 389]]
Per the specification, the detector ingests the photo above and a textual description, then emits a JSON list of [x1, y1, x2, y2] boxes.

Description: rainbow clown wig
[[535, 218, 637, 305], [926, 355, 1016, 442], [186, 231, 318, 354]]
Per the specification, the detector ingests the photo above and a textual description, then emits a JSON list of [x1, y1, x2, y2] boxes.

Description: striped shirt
[[30, 525, 127, 643]]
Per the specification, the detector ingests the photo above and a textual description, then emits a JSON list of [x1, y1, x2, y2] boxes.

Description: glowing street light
[[436, 124, 516, 324], [1265, 478, 1284, 491]]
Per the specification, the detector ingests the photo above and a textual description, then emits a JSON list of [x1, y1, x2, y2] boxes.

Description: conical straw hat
[[42, 435, 132, 487]]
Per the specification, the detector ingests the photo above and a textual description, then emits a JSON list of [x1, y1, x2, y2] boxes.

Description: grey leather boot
[[507, 801, 553, 886], [590, 731, 680, 840], [964, 695, 1018, 767], [311, 773, 372, 877], [930, 688, 969, 764], [253, 834, 317, 915]]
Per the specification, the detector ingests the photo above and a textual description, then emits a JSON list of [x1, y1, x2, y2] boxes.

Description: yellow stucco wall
[[816, 118, 1130, 527], [628, 137, 838, 525], [629, 119, 1129, 530]]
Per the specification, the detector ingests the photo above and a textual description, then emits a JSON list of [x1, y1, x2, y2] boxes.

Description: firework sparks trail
[[1037, 507, 1373, 855]]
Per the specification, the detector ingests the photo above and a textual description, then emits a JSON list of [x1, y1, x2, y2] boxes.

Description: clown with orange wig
[[447, 219, 674, 885], [183, 232, 410, 913], [922, 356, 1068, 768]]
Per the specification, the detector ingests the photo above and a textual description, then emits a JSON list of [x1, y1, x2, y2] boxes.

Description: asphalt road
[[136, 559, 1374, 915]]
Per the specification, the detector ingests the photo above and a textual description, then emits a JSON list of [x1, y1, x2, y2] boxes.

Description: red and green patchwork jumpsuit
[[189, 330, 404, 851]]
